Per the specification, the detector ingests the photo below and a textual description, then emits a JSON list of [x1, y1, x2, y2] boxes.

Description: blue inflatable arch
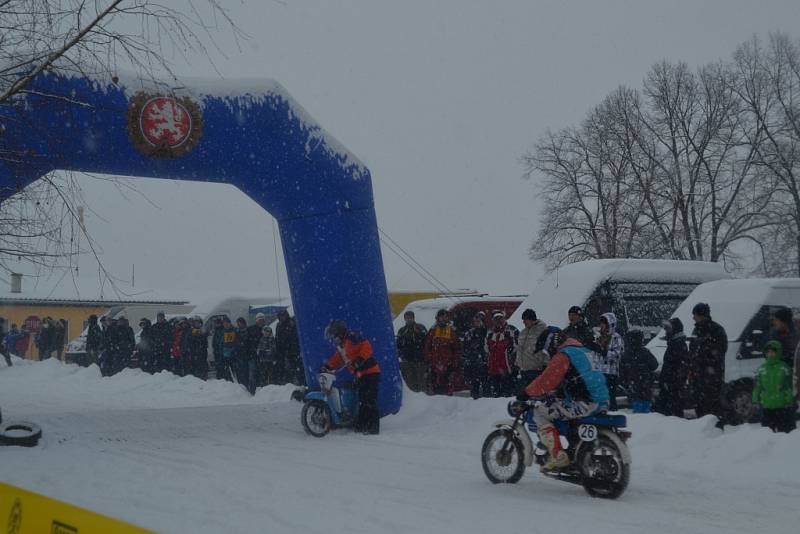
[[0, 73, 402, 415]]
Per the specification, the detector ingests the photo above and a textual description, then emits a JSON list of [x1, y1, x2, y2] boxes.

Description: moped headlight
[[507, 401, 525, 416]]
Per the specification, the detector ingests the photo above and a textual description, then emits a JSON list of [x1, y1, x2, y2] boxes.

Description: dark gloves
[[516, 391, 529, 402]]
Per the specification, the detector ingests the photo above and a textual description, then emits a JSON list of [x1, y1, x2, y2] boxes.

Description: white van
[[508, 259, 730, 339], [189, 295, 288, 332], [646, 278, 800, 422], [65, 302, 194, 363]]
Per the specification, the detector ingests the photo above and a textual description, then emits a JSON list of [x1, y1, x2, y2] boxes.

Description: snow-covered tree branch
[[0, 0, 243, 280]]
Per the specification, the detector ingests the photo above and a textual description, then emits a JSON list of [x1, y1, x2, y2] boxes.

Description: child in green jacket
[[752, 340, 796, 433]]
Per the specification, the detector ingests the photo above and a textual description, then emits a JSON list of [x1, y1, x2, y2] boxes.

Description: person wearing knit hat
[[692, 302, 711, 318], [752, 340, 796, 433], [397, 309, 429, 393], [654, 318, 690, 417], [485, 309, 519, 397], [516, 309, 550, 389], [461, 312, 488, 399], [769, 307, 798, 368], [425, 308, 460, 395], [689, 302, 728, 420], [563, 305, 595, 347]]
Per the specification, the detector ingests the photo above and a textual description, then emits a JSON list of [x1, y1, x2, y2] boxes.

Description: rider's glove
[[515, 391, 530, 402]]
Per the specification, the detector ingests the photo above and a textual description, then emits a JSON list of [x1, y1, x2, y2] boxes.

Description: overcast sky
[[23, 0, 800, 300]]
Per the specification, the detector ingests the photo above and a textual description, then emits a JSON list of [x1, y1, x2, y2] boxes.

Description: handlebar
[[507, 396, 554, 417]]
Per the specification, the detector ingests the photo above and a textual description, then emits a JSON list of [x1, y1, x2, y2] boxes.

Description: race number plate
[[578, 424, 598, 442]]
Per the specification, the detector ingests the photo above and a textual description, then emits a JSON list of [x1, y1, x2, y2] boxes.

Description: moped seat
[[576, 414, 627, 428]]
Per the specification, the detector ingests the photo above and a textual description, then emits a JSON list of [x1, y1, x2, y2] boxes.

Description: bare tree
[[0, 0, 243, 286], [733, 33, 800, 276], [638, 60, 772, 266], [523, 88, 661, 270], [525, 54, 776, 273]]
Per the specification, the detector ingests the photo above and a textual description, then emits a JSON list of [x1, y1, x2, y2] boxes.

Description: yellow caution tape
[[0, 482, 153, 533]]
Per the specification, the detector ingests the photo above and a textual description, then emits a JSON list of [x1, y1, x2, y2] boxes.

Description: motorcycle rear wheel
[[481, 429, 526, 484], [578, 435, 629, 499], [301, 400, 332, 438]]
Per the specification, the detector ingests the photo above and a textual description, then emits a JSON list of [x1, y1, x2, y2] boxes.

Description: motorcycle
[[481, 399, 632, 499], [301, 372, 359, 437]]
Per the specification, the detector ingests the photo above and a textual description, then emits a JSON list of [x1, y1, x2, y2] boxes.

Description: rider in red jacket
[[519, 332, 609, 472]]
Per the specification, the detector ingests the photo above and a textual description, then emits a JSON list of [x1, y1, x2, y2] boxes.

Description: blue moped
[[301, 372, 359, 437]]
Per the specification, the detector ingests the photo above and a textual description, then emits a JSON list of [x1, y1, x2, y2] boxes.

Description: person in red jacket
[[171, 318, 191, 377], [485, 310, 519, 397], [15, 325, 31, 358], [322, 320, 381, 435], [424, 309, 461, 395]]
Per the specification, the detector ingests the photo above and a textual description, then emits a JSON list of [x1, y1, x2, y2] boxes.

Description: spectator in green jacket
[[752, 340, 796, 433]]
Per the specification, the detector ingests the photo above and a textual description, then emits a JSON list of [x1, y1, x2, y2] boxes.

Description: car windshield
[[622, 296, 687, 330]]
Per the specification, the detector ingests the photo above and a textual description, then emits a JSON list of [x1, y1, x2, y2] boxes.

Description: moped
[[481, 399, 632, 499], [301, 372, 358, 437]]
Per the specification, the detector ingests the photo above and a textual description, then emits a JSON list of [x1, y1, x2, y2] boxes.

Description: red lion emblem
[[140, 97, 192, 148], [128, 93, 203, 159]]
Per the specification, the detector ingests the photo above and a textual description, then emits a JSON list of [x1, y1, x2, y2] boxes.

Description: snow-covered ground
[[1, 358, 798, 534]]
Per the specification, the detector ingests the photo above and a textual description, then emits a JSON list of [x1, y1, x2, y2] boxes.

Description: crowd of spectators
[[2, 316, 67, 364], [87, 309, 303, 395], [396, 302, 798, 433], [0, 308, 302, 397]]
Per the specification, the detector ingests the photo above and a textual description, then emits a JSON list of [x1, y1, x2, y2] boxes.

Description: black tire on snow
[[481, 428, 526, 484], [301, 400, 332, 438], [578, 435, 629, 499], [0, 421, 42, 447]]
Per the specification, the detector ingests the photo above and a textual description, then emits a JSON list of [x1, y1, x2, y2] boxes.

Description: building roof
[[0, 270, 190, 305], [0, 297, 188, 307]]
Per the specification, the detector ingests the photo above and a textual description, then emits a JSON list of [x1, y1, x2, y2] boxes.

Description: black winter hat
[[773, 307, 793, 326], [521, 309, 537, 321], [568, 306, 584, 317], [692, 302, 710, 317], [663, 317, 684, 334], [625, 329, 644, 347]]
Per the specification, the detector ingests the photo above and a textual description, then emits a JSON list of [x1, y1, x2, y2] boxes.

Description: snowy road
[[1, 359, 798, 534]]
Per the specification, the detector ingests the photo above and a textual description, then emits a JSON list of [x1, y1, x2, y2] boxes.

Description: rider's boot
[[539, 424, 569, 472]]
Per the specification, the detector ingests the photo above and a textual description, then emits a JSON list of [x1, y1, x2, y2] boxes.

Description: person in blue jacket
[[2, 323, 21, 366]]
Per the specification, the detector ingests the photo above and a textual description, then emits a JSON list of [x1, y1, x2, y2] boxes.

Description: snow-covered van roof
[[508, 259, 729, 329], [189, 295, 286, 320], [647, 278, 800, 358]]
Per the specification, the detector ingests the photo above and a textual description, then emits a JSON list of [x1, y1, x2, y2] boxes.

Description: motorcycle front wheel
[[578, 435, 630, 499], [481, 429, 526, 484], [301, 400, 332, 438]]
